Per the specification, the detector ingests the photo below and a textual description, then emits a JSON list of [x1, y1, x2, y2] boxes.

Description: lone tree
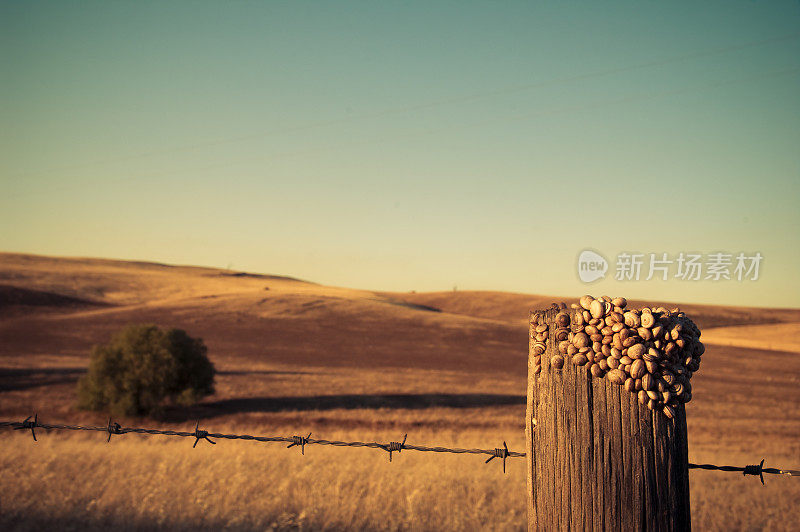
[[77, 324, 215, 417]]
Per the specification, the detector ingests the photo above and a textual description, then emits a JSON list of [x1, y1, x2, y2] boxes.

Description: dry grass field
[[1, 252, 799, 530]]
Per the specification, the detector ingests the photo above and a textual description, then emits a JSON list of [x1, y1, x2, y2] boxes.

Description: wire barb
[[14, 414, 38, 442], [106, 418, 122, 443], [287, 433, 311, 455], [382, 434, 407, 462], [192, 420, 215, 448], [485, 441, 510, 473], [743, 459, 765, 485]]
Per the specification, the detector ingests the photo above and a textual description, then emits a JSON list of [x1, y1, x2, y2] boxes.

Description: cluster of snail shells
[[530, 295, 703, 419]]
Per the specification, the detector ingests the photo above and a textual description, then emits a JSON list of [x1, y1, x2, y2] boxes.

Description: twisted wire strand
[[2, 419, 797, 477], [689, 462, 799, 477], [0, 420, 524, 459]]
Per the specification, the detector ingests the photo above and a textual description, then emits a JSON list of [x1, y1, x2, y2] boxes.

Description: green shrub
[[77, 324, 215, 417]]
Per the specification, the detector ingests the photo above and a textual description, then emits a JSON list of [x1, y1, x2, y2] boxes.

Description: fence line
[[2, 414, 798, 481]]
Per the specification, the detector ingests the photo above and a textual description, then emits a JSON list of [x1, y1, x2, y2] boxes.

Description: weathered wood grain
[[526, 306, 690, 531]]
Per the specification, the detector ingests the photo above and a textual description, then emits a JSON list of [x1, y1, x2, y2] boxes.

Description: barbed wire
[[0, 414, 522, 473], [688, 460, 800, 484], [2, 414, 798, 480]]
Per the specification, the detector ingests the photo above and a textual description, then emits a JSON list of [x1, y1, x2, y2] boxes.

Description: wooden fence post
[[525, 305, 691, 531]]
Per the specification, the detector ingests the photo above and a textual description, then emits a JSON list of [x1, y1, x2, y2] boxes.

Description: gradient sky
[[2, 1, 799, 307]]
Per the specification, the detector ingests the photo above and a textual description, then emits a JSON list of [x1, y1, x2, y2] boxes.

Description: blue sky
[[2, 1, 799, 306]]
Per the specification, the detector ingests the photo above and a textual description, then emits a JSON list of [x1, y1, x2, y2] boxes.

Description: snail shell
[[607, 357, 620, 370], [567, 344, 578, 356], [651, 325, 664, 339], [646, 390, 660, 401], [662, 405, 676, 419], [590, 363, 603, 377], [590, 299, 605, 319], [643, 347, 661, 362], [533, 342, 546, 355], [638, 390, 648, 405], [610, 336, 623, 350], [535, 324, 548, 333], [572, 354, 589, 366], [555, 312, 570, 328], [573, 332, 590, 348], [551, 355, 565, 369], [612, 297, 627, 308], [624, 311, 641, 328], [645, 360, 659, 374], [598, 359, 609, 371], [558, 341, 569, 354], [630, 359, 646, 379], [619, 355, 633, 366], [555, 328, 570, 341], [607, 369, 626, 385], [624, 378, 636, 393], [579, 295, 595, 310], [640, 312, 655, 329], [642, 373, 655, 391], [671, 383, 685, 397], [695, 342, 705, 355], [622, 336, 638, 348], [627, 343, 645, 359]]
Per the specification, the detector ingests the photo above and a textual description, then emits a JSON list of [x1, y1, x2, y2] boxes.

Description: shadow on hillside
[[164, 393, 526, 422], [0, 367, 86, 392], [217, 369, 316, 376], [0, 368, 317, 393]]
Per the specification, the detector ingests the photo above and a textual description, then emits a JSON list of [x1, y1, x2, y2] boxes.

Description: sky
[[2, 1, 799, 307]]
